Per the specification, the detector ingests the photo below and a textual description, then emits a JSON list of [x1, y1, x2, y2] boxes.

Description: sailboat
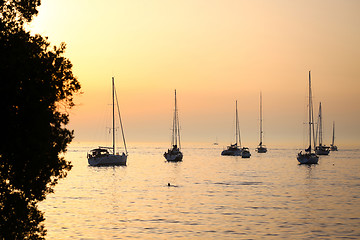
[[222, 100, 251, 158], [297, 71, 319, 164], [221, 101, 242, 156], [87, 77, 128, 166], [315, 102, 330, 155], [164, 90, 183, 162], [330, 121, 338, 151], [256, 92, 267, 153]]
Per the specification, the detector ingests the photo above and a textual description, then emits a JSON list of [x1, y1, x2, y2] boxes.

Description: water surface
[[40, 143, 360, 239]]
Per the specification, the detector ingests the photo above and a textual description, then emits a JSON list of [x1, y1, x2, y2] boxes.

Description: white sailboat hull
[[88, 154, 127, 166], [297, 152, 319, 164]]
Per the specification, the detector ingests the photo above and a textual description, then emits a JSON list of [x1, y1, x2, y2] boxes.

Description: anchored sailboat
[[297, 71, 319, 164], [256, 92, 267, 153], [330, 121, 338, 151], [164, 90, 183, 162], [221, 101, 242, 156], [221, 101, 251, 158], [315, 102, 330, 155], [87, 77, 128, 166]]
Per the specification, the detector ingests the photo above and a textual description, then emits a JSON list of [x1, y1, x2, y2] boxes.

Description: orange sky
[[28, 0, 360, 147]]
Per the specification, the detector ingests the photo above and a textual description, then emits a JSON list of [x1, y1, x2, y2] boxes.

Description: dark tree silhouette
[[0, 1, 81, 239]]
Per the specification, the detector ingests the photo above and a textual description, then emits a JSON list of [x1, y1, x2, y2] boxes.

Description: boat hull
[[164, 152, 183, 162], [256, 147, 267, 153], [241, 151, 251, 158], [315, 149, 330, 155], [330, 145, 338, 151], [315, 146, 330, 155], [221, 149, 242, 156], [297, 152, 319, 164], [88, 154, 127, 166]]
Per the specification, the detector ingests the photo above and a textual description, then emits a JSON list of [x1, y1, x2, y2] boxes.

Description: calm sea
[[39, 143, 360, 239]]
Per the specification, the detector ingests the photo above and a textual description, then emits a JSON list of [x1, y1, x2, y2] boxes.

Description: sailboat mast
[[171, 90, 175, 147], [112, 77, 115, 154], [235, 100, 241, 147], [311, 84, 316, 150], [176, 91, 181, 149], [308, 71, 312, 153], [332, 121, 335, 146], [260, 92, 263, 145], [319, 102, 323, 146], [173, 89, 178, 146], [235, 100, 238, 145], [114, 87, 128, 155]]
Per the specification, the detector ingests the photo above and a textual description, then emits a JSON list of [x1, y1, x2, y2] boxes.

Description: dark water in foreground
[[40, 143, 360, 239]]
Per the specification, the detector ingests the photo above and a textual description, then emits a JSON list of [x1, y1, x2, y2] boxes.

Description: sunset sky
[[28, 0, 360, 147]]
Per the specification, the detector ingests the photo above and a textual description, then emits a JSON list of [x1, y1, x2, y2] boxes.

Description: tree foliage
[[0, 1, 81, 238]]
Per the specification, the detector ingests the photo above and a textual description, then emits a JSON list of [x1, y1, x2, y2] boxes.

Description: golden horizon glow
[[28, 0, 360, 147]]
